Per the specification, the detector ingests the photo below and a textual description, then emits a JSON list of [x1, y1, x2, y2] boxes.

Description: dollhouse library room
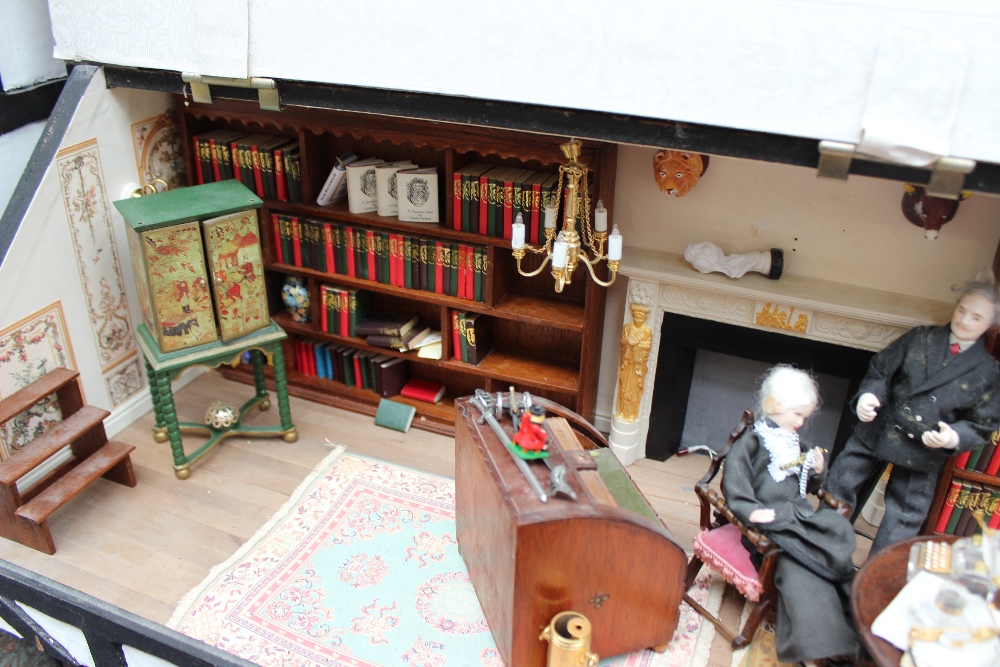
[[1, 2, 1000, 667]]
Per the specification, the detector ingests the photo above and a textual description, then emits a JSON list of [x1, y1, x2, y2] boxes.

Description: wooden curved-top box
[[454, 398, 686, 666]]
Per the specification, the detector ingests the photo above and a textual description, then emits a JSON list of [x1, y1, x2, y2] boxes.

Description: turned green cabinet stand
[[134, 321, 297, 479]]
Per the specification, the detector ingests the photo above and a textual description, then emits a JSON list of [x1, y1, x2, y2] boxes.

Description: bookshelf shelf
[[182, 98, 615, 435]]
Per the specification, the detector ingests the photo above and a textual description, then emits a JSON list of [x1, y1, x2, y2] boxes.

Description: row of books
[[452, 162, 561, 242], [317, 153, 440, 223], [294, 337, 408, 398], [953, 439, 1000, 476], [192, 130, 301, 202], [934, 477, 1000, 536], [450, 310, 493, 366], [272, 214, 488, 302]]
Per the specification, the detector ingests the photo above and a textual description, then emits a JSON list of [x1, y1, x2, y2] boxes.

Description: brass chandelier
[[511, 139, 621, 292]]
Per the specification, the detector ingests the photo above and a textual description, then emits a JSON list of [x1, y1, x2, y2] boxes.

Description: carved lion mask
[[653, 150, 709, 197]]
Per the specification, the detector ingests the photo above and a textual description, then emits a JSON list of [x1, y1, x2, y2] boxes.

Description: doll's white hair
[[953, 270, 1000, 324], [757, 365, 819, 417]]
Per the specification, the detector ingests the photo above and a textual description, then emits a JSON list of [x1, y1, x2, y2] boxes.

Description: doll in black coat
[[723, 365, 861, 666], [827, 277, 1000, 554]]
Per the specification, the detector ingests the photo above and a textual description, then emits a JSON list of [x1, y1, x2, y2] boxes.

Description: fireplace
[[644, 312, 872, 460], [608, 248, 953, 466]]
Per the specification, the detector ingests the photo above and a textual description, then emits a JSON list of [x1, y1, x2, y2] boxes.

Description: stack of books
[[356, 313, 435, 352], [192, 131, 301, 202], [934, 478, 1000, 535], [293, 338, 408, 398], [271, 214, 488, 303], [952, 440, 1000, 477], [450, 310, 493, 365], [452, 163, 560, 241]]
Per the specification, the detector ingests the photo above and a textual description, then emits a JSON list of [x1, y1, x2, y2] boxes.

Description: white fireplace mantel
[[608, 247, 953, 465]]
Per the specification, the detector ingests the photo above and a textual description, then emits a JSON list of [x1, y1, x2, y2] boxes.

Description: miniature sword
[[499, 388, 577, 501], [471, 391, 548, 503]]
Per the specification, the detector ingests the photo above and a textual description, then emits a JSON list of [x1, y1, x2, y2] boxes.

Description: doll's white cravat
[[755, 420, 802, 484]]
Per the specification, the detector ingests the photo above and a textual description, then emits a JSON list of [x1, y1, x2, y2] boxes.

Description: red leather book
[[352, 351, 363, 389], [529, 173, 544, 244], [319, 286, 329, 333], [323, 223, 336, 275], [295, 340, 308, 376], [990, 498, 1000, 530], [934, 477, 963, 533], [291, 217, 303, 267], [400, 377, 446, 403], [230, 139, 243, 184], [457, 245, 467, 300], [271, 213, 284, 264], [365, 230, 378, 282], [344, 227, 356, 278], [193, 136, 205, 184], [434, 241, 444, 295], [451, 310, 463, 360], [394, 234, 405, 287], [339, 289, 350, 337], [208, 137, 223, 182], [954, 449, 973, 470]]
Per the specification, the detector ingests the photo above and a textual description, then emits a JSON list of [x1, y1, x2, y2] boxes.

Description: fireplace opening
[[645, 313, 875, 462]]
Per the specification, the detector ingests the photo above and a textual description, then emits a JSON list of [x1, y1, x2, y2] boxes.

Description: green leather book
[[374, 398, 416, 433]]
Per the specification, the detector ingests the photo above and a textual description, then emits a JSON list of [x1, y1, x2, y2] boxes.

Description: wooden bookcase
[[175, 98, 616, 435]]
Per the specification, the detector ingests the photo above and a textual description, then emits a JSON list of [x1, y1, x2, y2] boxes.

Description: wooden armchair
[[682, 410, 852, 649]]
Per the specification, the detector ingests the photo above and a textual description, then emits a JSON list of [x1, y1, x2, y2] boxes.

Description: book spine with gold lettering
[[945, 479, 972, 534], [453, 169, 463, 230], [934, 477, 963, 533]]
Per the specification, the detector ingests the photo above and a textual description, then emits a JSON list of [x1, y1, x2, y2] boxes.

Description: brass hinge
[[181, 73, 280, 111], [817, 140, 975, 199]]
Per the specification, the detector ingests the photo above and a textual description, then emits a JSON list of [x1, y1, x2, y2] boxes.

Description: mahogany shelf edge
[[272, 313, 581, 393], [949, 467, 1000, 485], [215, 365, 456, 437], [265, 265, 586, 331], [266, 200, 518, 248]]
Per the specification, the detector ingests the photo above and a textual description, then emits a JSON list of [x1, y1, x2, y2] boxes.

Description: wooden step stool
[[0, 368, 136, 554]]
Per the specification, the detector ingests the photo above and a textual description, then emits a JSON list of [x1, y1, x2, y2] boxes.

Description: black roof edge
[[88, 63, 1000, 197]]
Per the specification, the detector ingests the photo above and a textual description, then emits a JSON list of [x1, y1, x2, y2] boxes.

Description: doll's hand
[[748, 508, 775, 524], [922, 422, 959, 449], [856, 393, 880, 422], [810, 447, 825, 473]]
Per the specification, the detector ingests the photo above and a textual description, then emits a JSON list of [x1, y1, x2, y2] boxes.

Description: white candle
[[552, 237, 568, 268], [608, 225, 622, 261], [544, 202, 558, 230], [594, 199, 607, 232], [512, 213, 525, 249]]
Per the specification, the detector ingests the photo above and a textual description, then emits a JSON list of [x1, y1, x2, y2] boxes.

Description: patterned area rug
[[169, 448, 723, 667]]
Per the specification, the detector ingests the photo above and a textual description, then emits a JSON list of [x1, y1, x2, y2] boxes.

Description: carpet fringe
[[166, 444, 347, 629]]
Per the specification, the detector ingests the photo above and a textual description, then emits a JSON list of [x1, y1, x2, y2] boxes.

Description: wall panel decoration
[[56, 138, 135, 370], [102, 354, 143, 408], [130, 111, 185, 191], [0, 302, 78, 459]]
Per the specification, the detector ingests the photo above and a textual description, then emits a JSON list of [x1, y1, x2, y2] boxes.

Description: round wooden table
[[851, 534, 960, 667]]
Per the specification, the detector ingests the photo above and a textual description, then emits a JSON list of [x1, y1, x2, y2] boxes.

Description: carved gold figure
[[755, 302, 809, 333], [615, 304, 653, 423]]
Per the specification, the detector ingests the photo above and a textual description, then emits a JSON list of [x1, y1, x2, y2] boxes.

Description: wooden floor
[[0, 371, 873, 667]]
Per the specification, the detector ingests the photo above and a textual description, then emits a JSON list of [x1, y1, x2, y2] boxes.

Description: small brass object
[[539, 611, 598, 667], [204, 400, 239, 429]]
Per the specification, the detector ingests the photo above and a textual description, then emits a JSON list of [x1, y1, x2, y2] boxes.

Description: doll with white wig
[[723, 365, 864, 666]]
